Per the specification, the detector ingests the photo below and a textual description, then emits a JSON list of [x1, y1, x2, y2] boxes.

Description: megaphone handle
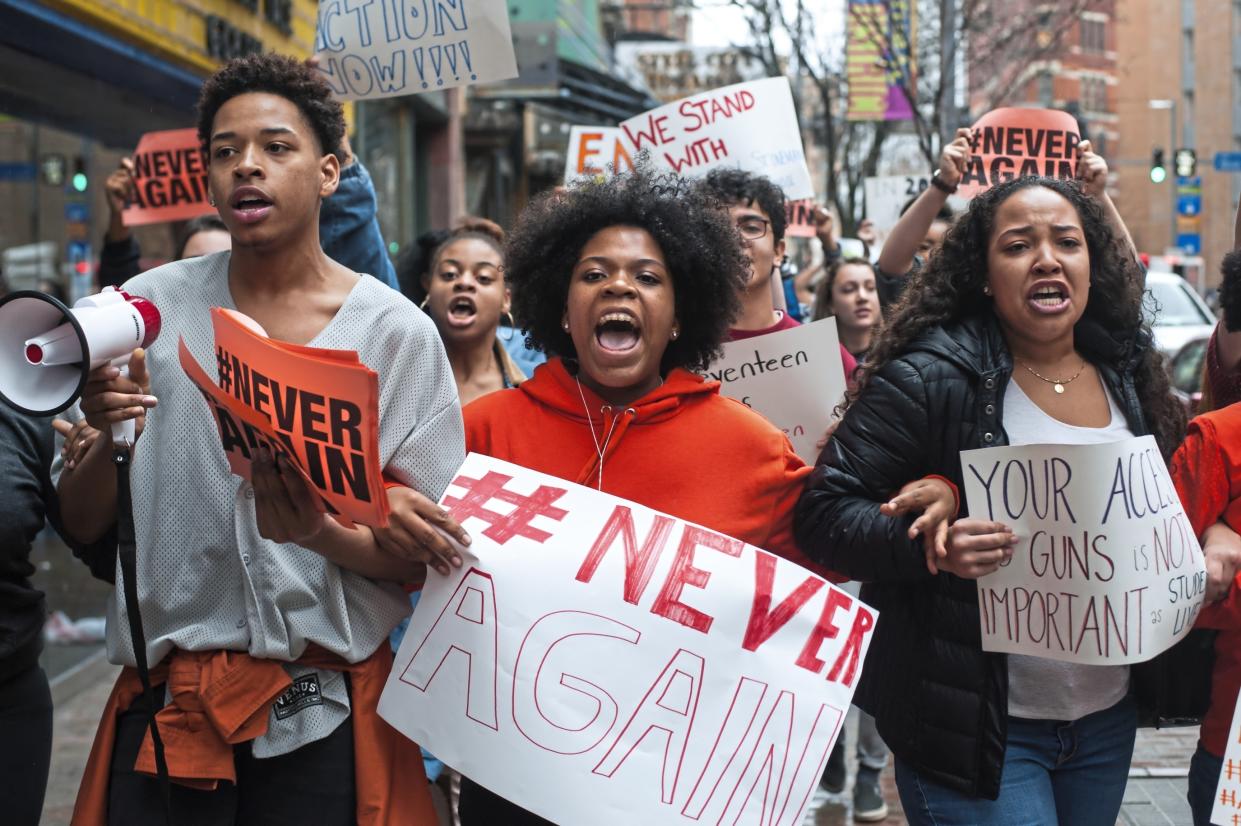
[[111, 418, 136, 447], [110, 362, 137, 448]]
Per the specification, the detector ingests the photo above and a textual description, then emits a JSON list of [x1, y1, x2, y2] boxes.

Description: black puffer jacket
[[794, 311, 1170, 799]]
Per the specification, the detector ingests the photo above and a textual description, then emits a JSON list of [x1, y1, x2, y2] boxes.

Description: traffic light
[[1150, 148, 1167, 183], [71, 156, 88, 193], [1175, 148, 1197, 178]]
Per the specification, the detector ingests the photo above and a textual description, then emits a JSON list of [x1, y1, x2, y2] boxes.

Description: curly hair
[[812, 256, 874, 322], [695, 168, 788, 241], [505, 170, 747, 373], [1220, 249, 1241, 333], [854, 176, 1185, 457], [197, 54, 345, 159]]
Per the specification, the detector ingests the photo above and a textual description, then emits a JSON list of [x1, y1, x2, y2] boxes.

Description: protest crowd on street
[[6, 1, 1241, 825]]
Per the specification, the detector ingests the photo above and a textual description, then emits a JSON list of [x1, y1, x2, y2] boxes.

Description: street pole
[[937, 0, 957, 150], [1170, 99, 1178, 250]]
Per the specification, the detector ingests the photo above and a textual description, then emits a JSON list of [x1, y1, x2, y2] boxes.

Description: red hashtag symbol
[[1233, 814, 1241, 825], [1222, 788, 1239, 808], [1229, 759, 1241, 782], [444, 471, 568, 545]]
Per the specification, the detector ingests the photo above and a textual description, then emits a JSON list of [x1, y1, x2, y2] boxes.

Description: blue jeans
[[895, 696, 1137, 825], [1188, 743, 1223, 826]]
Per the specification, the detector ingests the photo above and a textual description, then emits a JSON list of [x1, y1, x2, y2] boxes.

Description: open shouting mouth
[[595, 310, 641, 354]]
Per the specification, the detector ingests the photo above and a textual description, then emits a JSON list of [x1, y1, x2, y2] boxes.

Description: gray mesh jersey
[[76, 251, 465, 668]]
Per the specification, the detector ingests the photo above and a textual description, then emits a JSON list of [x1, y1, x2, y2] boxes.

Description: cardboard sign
[[379, 453, 876, 826], [785, 200, 817, 238], [178, 308, 388, 528], [706, 319, 848, 463], [563, 126, 635, 185], [619, 77, 814, 200], [957, 108, 1081, 197], [1212, 691, 1241, 824], [121, 129, 215, 227], [961, 436, 1205, 664], [312, 0, 518, 100]]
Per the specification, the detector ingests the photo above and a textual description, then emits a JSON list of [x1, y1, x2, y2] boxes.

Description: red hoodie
[[463, 358, 839, 579], [1170, 402, 1241, 756]]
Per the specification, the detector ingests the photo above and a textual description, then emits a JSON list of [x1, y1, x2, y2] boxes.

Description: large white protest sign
[[379, 453, 875, 826], [312, 0, 518, 101], [563, 126, 634, 185], [619, 77, 814, 200], [1212, 691, 1241, 824], [705, 318, 847, 463], [961, 436, 1205, 665]]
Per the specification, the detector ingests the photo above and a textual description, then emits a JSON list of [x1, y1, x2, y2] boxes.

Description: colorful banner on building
[[619, 77, 814, 200], [957, 108, 1081, 197], [563, 126, 635, 185], [179, 308, 388, 528], [379, 453, 875, 826], [845, 0, 915, 121], [961, 436, 1205, 665], [121, 129, 215, 227], [312, 0, 519, 100], [705, 319, 847, 463]]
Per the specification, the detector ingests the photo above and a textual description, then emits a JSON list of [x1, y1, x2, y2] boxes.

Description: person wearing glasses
[[695, 170, 858, 377]]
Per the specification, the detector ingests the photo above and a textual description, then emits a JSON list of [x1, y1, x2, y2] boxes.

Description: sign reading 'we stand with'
[[379, 454, 875, 826]]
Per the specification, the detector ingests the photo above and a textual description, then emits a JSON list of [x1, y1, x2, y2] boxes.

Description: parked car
[[1143, 271, 1216, 357], [1168, 333, 1209, 414]]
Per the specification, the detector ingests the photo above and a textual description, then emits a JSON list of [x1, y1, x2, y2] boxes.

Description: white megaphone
[[0, 286, 161, 446]]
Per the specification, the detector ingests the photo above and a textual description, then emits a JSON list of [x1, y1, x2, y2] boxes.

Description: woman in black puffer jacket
[[795, 176, 1193, 825]]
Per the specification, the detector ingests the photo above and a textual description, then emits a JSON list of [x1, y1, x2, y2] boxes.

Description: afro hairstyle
[[695, 168, 788, 241], [196, 53, 346, 159], [1221, 249, 1241, 332], [505, 170, 747, 373]]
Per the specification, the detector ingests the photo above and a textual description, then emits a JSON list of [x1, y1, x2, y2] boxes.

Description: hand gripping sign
[[312, 0, 519, 100], [706, 318, 849, 463], [961, 436, 1205, 664], [122, 129, 216, 227], [957, 107, 1082, 198], [619, 77, 815, 200], [179, 308, 388, 528], [379, 453, 876, 826]]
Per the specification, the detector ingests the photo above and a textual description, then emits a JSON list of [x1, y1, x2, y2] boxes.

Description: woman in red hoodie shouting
[[454, 170, 955, 824]]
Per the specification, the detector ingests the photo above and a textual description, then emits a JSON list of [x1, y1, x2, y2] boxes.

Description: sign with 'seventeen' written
[[619, 77, 814, 200], [961, 436, 1205, 665], [379, 453, 875, 826], [706, 319, 848, 463], [312, 0, 518, 100]]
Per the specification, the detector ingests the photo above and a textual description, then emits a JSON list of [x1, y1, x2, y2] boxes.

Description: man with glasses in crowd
[[697, 169, 858, 377]]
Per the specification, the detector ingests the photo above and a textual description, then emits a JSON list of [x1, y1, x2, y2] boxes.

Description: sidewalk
[[42, 669, 1198, 826]]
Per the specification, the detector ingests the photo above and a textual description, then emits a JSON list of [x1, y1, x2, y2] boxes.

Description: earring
[[983, 285, 993, 296], [419, 296, 430, 310], [208, 196, 216, 207], [671, 329, 679, 340], [501, 311, 516, 342], [563, 321, 570, 332]]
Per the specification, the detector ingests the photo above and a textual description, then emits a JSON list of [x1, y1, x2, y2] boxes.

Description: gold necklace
[[1016, 359, 1087, 394]]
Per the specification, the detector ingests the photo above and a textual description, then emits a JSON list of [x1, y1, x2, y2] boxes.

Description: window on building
[[1037, 71, 1054, 107], [1081, 17, 1105, 53], [1080, 76, 1107, 113]]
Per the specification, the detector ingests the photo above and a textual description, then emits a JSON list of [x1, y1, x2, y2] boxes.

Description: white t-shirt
[[1002, 377, 1133, 721], [57, 252, 465, 669]]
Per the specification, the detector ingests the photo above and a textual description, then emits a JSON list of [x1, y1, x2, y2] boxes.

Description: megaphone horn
[[0, 287, 161, 445]]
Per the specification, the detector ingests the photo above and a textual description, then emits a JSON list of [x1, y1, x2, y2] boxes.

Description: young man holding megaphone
[[54, 54, 467, 826]]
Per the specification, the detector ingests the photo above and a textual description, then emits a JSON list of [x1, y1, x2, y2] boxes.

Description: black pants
[[459, 776, 554, 826], [107, 684, 356, 826], [0, 664, 53, 826]]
